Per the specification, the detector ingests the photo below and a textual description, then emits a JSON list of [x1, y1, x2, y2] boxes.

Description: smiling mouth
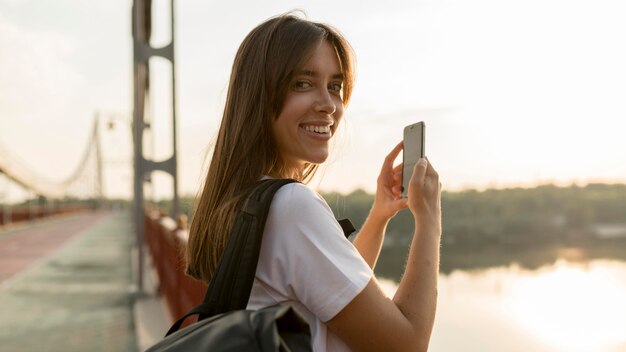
[[301, 124, 331, 135]]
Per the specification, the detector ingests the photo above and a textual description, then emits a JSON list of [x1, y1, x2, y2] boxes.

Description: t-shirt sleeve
[[256, 183, 373, 322]]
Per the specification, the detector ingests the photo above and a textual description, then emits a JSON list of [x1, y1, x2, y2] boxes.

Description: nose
[[314, 88, 337, 115]]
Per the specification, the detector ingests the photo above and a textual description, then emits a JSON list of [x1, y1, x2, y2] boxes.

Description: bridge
[[0, 117, 103, 226], [0, 1, 204, 351]]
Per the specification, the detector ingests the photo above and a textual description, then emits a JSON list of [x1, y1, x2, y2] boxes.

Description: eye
[[329, 82, 343, 94], [294, 80, 312, 90]]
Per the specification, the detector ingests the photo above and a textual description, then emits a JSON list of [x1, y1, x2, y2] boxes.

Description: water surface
[[378, 245, 626, 351]]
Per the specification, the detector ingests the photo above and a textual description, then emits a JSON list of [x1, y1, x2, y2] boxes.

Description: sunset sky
[[1, 0, 625, 201]]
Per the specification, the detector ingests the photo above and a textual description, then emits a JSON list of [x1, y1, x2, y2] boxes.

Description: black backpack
[[146, 178, 356, 351], [147, 179, 305, 351]]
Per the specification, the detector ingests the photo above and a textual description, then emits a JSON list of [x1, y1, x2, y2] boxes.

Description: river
[[377, 240, 626, 351]]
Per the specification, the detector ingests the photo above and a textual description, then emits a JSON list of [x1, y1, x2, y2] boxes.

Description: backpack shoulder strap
[[166, 178, 296, 336], [205, 178, 297, 312]]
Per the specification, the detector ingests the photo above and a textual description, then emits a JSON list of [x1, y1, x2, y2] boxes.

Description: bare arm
[[328, 153, 442, 352], [353, 142, 407, 268]]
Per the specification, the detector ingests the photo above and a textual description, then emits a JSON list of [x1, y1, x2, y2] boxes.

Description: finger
[[424, 157, 439, 178], [391, 174, 402, 186], [381, 142, 403, 173], [411, 158, 428, 186], [392, 163, 403, 174], [393, 197, 409, 209], [426, 164, 439, 183], [393, 171, 402, 182]]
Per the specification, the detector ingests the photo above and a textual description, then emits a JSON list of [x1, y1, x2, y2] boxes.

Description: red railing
[[144, 210, 206, 326], [0, 205, 93, 226]]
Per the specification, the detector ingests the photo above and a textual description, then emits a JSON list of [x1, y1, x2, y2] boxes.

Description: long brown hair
[[186, 13, 355, 283]]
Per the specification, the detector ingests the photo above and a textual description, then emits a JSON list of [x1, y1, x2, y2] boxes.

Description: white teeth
[[303, 125, 330, 134]]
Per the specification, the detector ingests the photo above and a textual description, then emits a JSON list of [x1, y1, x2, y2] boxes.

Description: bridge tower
[[132, 0, 179, 293]]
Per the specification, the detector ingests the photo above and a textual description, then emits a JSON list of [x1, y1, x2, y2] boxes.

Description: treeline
[[322, 183, 626, 247], [157, 183, 626, 275], [165, 182, 626, 247], [324, 183, 626, 277]]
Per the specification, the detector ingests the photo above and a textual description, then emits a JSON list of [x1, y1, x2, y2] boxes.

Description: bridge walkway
[[0, 211, 168, 352]]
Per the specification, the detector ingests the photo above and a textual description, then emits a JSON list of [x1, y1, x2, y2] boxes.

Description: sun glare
[[503, 260, 626, 351]]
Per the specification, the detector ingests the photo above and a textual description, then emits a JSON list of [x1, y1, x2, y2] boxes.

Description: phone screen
[[402, 122, 425, 198]]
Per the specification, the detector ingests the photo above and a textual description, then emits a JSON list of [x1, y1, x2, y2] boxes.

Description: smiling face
[[272, 40, 345, 177]]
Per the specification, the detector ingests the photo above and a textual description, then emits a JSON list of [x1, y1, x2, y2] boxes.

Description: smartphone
[[402, 121, 425, 198]]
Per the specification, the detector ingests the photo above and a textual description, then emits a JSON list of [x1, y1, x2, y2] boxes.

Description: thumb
[[411, 158, 428, 185]]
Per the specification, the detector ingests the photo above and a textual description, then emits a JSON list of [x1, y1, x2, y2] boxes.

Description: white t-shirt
[[246, 182, 373, 351]]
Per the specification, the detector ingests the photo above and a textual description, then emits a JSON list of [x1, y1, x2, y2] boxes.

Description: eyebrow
[[297, 69, 343, 80]]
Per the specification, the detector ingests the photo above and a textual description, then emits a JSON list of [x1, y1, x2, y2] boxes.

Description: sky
[[1, 0, 626, 201]]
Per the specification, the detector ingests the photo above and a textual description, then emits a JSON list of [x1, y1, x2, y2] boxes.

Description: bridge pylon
[[132, 0, 180, 294]]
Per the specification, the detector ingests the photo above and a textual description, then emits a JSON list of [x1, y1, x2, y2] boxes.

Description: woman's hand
[[369, 142, 409, 222], [329, 146, 442, 352]]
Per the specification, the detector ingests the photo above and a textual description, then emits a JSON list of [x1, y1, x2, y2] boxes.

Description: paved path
[[0, 211, 138, 352], [0, 212, 109, 284]]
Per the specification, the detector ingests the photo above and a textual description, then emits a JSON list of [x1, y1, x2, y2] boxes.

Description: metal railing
[[143, 209, 206, 326], [0, 205, 95, 226]]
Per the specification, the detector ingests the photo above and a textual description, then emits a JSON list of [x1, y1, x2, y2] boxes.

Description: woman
[[186, 13, 442, 352]]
